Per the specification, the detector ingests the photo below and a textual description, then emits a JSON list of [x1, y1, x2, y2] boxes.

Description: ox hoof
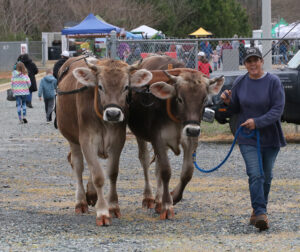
[[160, 208, 175, 220], [142, 198, 155, 209], [96, 216, 111, 226], [155, 202, 162, 213], [86, 192, 97, 206], [109, 207, 121, 218], [75, 203, 88, 214]]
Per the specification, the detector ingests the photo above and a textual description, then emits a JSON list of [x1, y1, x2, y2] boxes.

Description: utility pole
[[262, 0, 272, 70]]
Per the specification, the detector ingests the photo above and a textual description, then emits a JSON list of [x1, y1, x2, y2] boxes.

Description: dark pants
[[44, 98, 55, 122], [26, 92, 32, 103], [239, 144, 280, 216]]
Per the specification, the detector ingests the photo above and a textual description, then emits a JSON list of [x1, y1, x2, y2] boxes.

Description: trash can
[[48, 46, 61, 60]]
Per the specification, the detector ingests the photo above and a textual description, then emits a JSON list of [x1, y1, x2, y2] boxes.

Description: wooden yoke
[[147, 68, 198, 85]]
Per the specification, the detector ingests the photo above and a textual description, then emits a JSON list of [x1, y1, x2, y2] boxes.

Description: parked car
[[208, 50, 300, 133]]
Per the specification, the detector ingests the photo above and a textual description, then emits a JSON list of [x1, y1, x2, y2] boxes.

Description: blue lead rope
[[193, 126, 263, 175]]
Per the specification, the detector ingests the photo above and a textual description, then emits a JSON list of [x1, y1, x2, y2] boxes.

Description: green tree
[[140, 0, 251, 38]]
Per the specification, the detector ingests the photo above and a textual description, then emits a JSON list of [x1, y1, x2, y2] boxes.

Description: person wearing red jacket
[[197, 52, 212, 77]]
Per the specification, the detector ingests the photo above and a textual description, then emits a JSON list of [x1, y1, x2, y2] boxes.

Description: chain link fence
[[0, 40, 45, 71], [107, 36, 300, 72], [1, 37, 299, 72]]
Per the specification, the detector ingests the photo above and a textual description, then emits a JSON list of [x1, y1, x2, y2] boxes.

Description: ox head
[[72, 58, 152, 123], [150, 70, 224, 137]]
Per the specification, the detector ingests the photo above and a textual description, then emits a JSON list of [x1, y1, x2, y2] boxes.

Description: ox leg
[[154, 159, 163, 213], [69, 143, 88, 214], [106, 141, 125, 219], [86, 173, 97, 206], [172, 138, 198, 205], [81, 144, 110, 226], [136, 137, 155, 209], [152, 141, 174, 220]]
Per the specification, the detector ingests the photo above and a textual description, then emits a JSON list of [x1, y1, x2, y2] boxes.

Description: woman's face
[[244, 56, 264, 79]]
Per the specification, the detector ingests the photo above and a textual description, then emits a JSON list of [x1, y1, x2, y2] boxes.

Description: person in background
[[216, 40, 223, 68], [238, 40, 246, 65], [232, 34, 240, 49], [279, 41, 288, 64], [220, 41, 233, 64], [211, 50, 219, 71], [53, 50, 70, 80], [11, 62, 31, 124], [220, 47, 286, 231], [200, 41, 213, 61], [17, 53, 38, 108], [197, 51, 212, 77], [38, 69, 57, 123]]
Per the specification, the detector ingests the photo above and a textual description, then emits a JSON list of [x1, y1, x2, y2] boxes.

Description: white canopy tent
[[275, 22, 300, 38], [131, 25, 158, 38]]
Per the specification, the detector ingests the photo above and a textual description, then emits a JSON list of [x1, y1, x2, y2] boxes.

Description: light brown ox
[[128, 55, 225, 219], [56, 56, 153, 226]]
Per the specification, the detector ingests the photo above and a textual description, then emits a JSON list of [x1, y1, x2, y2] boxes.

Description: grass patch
[[0, 78, 10, 84]]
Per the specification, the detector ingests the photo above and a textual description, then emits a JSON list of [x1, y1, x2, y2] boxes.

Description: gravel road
[[0, 83, 299, 251]]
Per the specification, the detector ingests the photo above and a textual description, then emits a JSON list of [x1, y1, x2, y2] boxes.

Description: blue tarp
[[126, 31, 143, 39], [62, 13, 120, 35]]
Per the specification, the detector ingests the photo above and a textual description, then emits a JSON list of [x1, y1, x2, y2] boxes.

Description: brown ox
[[128, 55, 225, 219], [56, 56, 153, 226]]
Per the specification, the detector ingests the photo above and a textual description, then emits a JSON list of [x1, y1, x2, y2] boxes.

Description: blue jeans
[[239, 144, 280, 216], [16, 95, 27, 120]]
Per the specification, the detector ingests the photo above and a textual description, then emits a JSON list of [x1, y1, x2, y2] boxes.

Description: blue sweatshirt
[[229, 72, 286, 148], [38, 75, 57, 99]]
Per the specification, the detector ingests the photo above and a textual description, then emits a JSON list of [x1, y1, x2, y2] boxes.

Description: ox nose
[[105, 108, 121, 122], [186, 126, 201, 137]]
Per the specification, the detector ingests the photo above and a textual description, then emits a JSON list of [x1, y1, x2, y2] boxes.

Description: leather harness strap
[[166, 98, 180, 123], [166, 64, 180, 123], [94, 86, 103, 120]]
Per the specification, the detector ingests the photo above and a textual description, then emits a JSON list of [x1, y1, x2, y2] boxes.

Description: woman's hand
[[220, 90, 232, 105], [241, 118, 256, 130]]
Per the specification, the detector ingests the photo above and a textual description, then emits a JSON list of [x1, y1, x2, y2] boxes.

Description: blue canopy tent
[[61, 13, 121, 57], [61, 13, 121, 36]]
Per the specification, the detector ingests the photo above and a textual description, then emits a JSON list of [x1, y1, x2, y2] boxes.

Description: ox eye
[[124, 85, 129, 92], [177, 97, 183, 104], [98, 84, 103, 91]]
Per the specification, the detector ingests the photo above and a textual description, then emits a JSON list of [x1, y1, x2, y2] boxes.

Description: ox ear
[[150, 82, 175, 99], [131, 69, 153, 87], [207, 76, 225, 95], [73, 67, 97, 86]]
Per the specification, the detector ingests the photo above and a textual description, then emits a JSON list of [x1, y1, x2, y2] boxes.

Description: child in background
[[212, 50, 219, 71], [198, 52, 212, 77], [38, 69, 57, 123], [11, 62, 31, 124]]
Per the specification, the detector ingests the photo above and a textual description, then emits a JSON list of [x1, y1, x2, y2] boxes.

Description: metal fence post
[[42, 38, 46, 66], [110, 30, 117, 59], [194, 41, 198, 70], [26, 37, 29, 54]]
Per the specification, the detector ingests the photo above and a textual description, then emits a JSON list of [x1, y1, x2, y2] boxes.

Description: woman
[[11, 62, 31, 124], [17, 54, 38, 108], [221, 47, 286, 231]]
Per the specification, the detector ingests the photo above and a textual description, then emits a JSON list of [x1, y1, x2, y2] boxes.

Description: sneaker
[[255, 214, 269, 231], [23, 118, 28, 124], [249, 210, 256, 225], [19, 119, 23, 124]]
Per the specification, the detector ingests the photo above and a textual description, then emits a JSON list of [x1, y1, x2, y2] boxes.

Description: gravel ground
[[0, 84, 299, 252]]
